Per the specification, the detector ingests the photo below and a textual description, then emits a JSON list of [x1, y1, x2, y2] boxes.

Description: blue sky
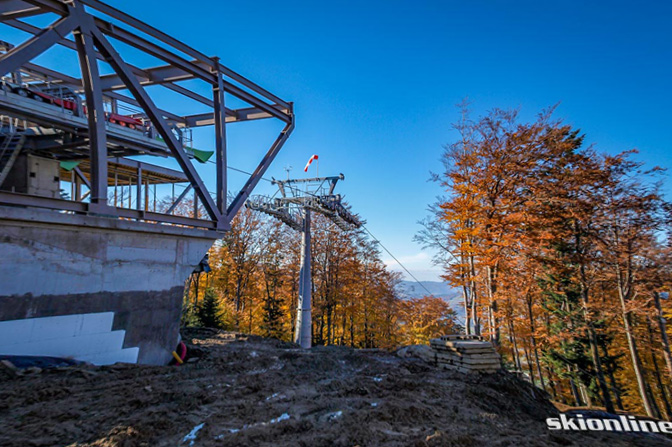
[[6, 1, 672, 281]]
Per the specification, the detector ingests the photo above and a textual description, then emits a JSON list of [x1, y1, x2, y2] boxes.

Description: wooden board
[[433, 358, 501, 367], [437, 335, 484, 341], [434, 356, 501, 366], [430, 339, 494, 350], [431, 345, 498, 355], [437, 363, 499, 374]]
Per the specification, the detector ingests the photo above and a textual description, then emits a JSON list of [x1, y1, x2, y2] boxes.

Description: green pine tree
[[196, 288, 225, 329]]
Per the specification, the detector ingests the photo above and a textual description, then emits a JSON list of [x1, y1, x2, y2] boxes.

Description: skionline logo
[[547, 413, 672, 433]]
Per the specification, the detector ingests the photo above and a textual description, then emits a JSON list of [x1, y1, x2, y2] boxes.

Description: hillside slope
[[0, 329, 669, 446]]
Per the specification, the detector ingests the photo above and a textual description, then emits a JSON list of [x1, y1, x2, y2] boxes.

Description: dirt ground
[[0, 328, 670, 447]]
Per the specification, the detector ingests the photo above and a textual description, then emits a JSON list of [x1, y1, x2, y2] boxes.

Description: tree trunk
[[574, 223, 615, 413], [600, 342, 624, 411], [507, 317, 522, 371], [568, 367, 583, 407], [526, 295, 546, 390], [468, 253, 481, 335], [647, 317, 671, 419], [617, 277, 655, 417], [579, 382, 593, 407], [486, 265, 500, 346], [654, 291, 672, 378], [522, 340, 536, 387], [546, 367, 558, 400], [462, 282, 471, 335]]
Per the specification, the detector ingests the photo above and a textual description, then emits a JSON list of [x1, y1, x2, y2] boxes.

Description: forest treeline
[[181, 205, 457, 351], [416, 103, 672, 418]]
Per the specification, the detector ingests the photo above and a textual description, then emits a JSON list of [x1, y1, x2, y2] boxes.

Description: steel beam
[[74, 22, 108, 206], [0, 14, 76, 77], [162, 82, 214, 108], [219, 77, 291, 123], [6, 18, 156, 83], [80, 0, 213, 66], [109, 157, 187, 181], [136, 163, 142, 211], [90, 26, 222, 223], [22, 0, 214, 84], [79, 0, 290, 109], [93, 18, 215, 83], [166, 184, 192, 215], [97, 59, 288, 122], [227, 118, 294, 220], [0, 1, 43, 21], [73, 166, 91, 189], [213, 64, 227, 219], [6, 20, 203, 122], [98, 65, 195, 90], [0, 190, 217, 229], [4, 17, 290, 123], [184, 105, 291, 127], [17, 0, 68, 15], [214, 61, 291, 112], [0, 0, 293, 230]]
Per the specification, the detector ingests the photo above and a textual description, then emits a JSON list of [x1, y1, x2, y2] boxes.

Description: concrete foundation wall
[[0, 206, 217, 365]]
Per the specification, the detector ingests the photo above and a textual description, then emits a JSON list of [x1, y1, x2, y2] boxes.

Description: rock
[[395, 344, 433, 359], [0, 360, 20, 378]]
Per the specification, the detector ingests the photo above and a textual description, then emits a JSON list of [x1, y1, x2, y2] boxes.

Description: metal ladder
[[0, 133, 26, 187]]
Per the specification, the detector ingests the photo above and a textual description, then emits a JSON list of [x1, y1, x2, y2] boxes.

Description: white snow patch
[[249, 351, 258, 358], [371, 402, 378, 407], [270, 413, 290, 424], [326, 410, 343, 421], [372, 377, 383, 382], [182, 422, 204, 446], [216, 413, 291, 438]]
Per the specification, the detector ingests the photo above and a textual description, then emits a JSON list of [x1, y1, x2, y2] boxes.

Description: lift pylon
[[246, 173, 361, 348]]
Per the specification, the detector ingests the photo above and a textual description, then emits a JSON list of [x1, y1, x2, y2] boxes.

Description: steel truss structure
[[247, 174, 361, 348], [0, 0, 294, 231]]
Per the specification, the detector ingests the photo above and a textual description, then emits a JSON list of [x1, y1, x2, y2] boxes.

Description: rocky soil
[[0, 328, 669, 446]]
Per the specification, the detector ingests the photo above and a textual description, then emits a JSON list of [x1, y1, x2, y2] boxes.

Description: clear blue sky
[[8, 1, 672, 281]]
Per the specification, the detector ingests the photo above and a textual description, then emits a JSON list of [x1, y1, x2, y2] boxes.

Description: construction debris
[[429, 335, 501, 373], [397, 335, 502, 374]]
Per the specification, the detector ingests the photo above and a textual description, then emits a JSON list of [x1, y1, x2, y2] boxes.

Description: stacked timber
[[428, 335, 501, 374]]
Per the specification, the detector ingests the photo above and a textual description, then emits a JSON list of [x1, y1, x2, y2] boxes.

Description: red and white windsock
[[304, 154, 318, 172]]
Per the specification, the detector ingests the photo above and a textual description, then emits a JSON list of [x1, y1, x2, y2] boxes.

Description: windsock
[[304, 154, 318, 172]]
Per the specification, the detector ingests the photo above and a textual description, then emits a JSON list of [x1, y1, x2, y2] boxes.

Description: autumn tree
[[421, 101, 671, 415], [400, 296, 458, 345]]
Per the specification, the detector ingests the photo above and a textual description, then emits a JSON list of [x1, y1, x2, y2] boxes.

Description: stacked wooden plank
[[428, 335, 501, 374]]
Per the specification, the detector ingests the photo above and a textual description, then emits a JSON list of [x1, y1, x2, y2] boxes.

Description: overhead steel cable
[[360, 225, 439, 300], [216, 161, 441, 303]]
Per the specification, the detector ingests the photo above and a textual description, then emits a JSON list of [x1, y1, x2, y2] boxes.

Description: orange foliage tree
[[419, 103, 671, 417]]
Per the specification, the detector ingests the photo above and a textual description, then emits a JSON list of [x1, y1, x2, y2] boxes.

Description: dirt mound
[[0, 328, 669, 446]]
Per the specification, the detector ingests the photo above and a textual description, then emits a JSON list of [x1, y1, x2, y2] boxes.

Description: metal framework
[[247, 174, 361, 348], [0, 0, 294, 231]]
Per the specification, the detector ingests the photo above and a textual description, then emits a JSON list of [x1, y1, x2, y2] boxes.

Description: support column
[[294, 208, 312, 348], [74, 25, 108, 209], [136, 165, 142, 211], [212, 60, 227, 228]]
